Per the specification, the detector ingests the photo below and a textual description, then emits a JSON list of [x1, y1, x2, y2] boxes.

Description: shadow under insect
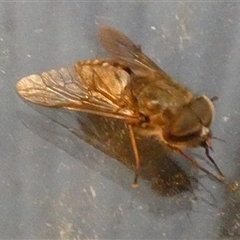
[[76, 113, 193, 196], [18, 106, 193, 196]]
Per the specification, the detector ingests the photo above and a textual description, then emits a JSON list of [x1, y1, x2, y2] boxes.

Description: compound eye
[[169, 106, 202, 138], [189, 96, 214, 127]]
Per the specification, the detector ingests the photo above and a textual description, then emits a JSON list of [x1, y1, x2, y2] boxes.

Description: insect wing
[[98, 26, 162, 72], [16, 67, 85, 108], [16, 64, 138, 121]]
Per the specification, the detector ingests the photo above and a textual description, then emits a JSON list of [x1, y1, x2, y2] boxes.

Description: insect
[[16, 26, 234, 189]]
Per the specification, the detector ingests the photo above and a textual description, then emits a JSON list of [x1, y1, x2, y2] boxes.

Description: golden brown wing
[[16, 60, 139, 123]]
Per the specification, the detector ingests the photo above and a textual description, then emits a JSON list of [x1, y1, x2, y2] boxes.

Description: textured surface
[[1, 2, 240, 239]]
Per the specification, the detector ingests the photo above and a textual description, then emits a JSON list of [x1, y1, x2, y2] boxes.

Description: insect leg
[[204, 146, 225, 178], [178, 149, 225, 181], [177, 149, 238, 190], [128, 124, 141, 188]]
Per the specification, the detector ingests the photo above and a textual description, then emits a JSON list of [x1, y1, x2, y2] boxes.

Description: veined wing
[[16, 60, 140, 123], [98, 26, 167, 76]]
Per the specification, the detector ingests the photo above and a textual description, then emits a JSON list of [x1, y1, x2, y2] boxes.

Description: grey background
[[1, 1, 240, 239]]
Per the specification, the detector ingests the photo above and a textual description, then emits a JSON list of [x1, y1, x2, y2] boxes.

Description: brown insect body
[[16, 26, 230, 188]]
